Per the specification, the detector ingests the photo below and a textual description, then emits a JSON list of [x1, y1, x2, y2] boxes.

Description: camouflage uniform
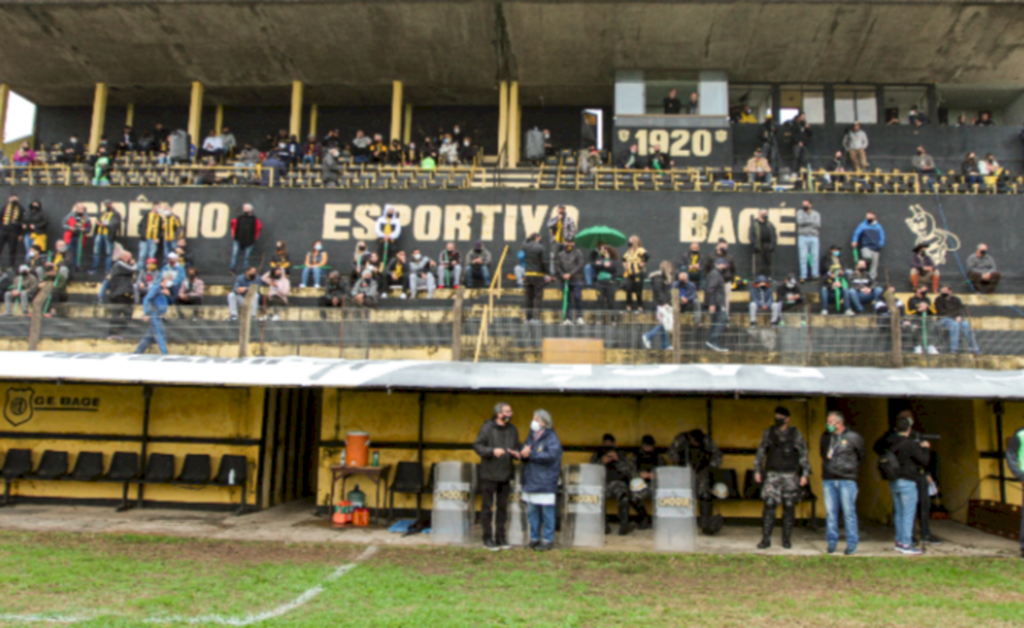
[[627, 450, 668, 503], [754, 424, 811, 548], [591, 449, 647, 533], [669, 429, 724, 534]]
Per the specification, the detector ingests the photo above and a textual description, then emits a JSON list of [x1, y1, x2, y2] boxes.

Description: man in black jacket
[[555, 241, 585, 324], [749, 209, 777, 278], [105, 249, 137, 341], [0, 195, 24, 271], [873, 410, 940, 547], [936, 285, 979, 354], [521, 233, 548, 324], [704, 258, 729, 352], [885, 414, 931, 555], [820, 411, 865, 555], [472, 402, 521, 550], [754, 406, 811, 550]]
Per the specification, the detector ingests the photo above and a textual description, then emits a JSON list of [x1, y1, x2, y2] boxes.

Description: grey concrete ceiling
[[0, 1, 1022, 107]]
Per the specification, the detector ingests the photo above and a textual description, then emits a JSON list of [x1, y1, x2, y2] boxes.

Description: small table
[[328, 464, 392, 523]]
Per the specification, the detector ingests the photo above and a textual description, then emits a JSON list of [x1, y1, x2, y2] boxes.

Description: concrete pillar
[[508, 81, 520, 166], [402, 103, 413, 145], [126, 103, 135, 128], [290, 80, 303, 139], [698, 71, 728, 116], [213, 105, 224, 137], [614, 70, 645, 115], [390, 80, 403, 143], [0, 84, 9, 144], [309, 104, 318, 138], [497, 81, 509, 165], [188, 81, 204, 155], [88, 82, 109, 155]]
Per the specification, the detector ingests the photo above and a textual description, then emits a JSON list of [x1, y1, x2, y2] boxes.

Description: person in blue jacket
[[850, 211, 885, 280], [134, 270, 174, 355], [520, 409, 563, 551]]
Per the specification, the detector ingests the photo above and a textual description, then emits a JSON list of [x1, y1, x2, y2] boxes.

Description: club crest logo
[[617, 129, 630, 143], [905, 204, 960, 265], [715, 130, 728, 143], [4, 388, 34, 427]]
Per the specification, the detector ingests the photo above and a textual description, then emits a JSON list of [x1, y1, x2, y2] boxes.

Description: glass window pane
[[835, 91, 856, 123], [802, 92, 825, 124], [855, 93, 877, 124]]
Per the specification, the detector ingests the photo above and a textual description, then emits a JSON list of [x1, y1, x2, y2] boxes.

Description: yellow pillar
[[390, 80, 403, 143], [0, 84, 10, 145], [87, 82, 109, 155], [402, 103, 413, 145], [214, 105, 224, 135], [309, 104, 318, 138], [125, 103, 134, 128], [508, 81, 520, 166], [289, 80, 303, 138], [497, 81, 509, 166], [187, 81, 204, 153]]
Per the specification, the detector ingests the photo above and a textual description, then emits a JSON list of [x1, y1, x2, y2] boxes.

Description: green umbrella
[[574, 225, 627, 249]]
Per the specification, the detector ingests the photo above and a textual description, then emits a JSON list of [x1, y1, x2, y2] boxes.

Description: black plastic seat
[[176, 454, 211, 485], [142, 453, 175, 483], [388, 461, 425, 521], [212, 455, 249, 516], [68, 452, 104, 481], [1, 449, 33, 506], [102, 452, 140, 482], [28, 450, 68, 480]]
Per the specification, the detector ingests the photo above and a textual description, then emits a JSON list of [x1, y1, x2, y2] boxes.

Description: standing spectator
[[465, 241, 492, 288], [91, 200, 121, 275], [13, 142, 35, 166], [23, 201, 48, 259], [749, 209, 777, 278], [887, 414, 931, 555], [220, 127, 237, 158], [61, 203, 92, 272], [622, 236, 649, 312], [685, 91, 699, 114], [846, 260, 881, 314], [260, 267, 290, 320], [681, 242, 703, 285], [134, 271, 174, 355], [408, 248, 436, 299], [270, 241, 291, 277], [547, 205, 577, 270], [459, 136, 477, 165], [0, 196, 24, 270], [177, 267, 204, 316], [437, 241, 462, 289], [301, 134, 321, 166], [591, 244, 619, 324], [744, 148, 772, 183], [105, 250, 136, 339], [301, 241, 327, 289], [776, 274, 804, 320], [1006, 422, 1024, 561], [318, 271, 346, 313], [906, 284, 939, 354], [663, 89, 682, 114], [975, 111, 994, 126], [137, 203, 163, 268], [936, 285, 979, 354], [789, 113, 813, 171], [3, 265, 37, 316], [911, 146, 936, 186], [350, 267, 378, 308], [820, 411, 865, 555], [705, 257, 729, 352], [160, 205, 184, 261], [966, 243, 1000, 293], [229, 204, 261, 275], [796, 200, 820, 281], [374, 204, 402, 266], [404, 141, 420, 166], [520, 409, 561, 551], [842, 123, 869, 172], [382, 250, 409, 298], [642, 261, 677, 349], [522, 233, 548, 324], [321, 147, 343, 188], [438, 134, 459, 166], [227, 267, 260, 321], [909, 243, 940, 293], [36, 261, 70, 317], [198, 129, 223, 161], [92, 146, 112, 186], [851, 211, 885, 280], [555, 241, 585, 325], [703, 240, 736, 314], [748, 275, 776, 325], [754, 407, 811, 550], [472, 402, 521, 551], [350, 130, 371, 163]]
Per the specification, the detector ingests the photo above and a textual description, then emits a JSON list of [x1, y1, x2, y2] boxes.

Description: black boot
[[618, 497, 635, 535], [636, 503, 652, 530], [757, 504, 775, 549], [782, 505, 796, 549], [698, 499, 714, 535]]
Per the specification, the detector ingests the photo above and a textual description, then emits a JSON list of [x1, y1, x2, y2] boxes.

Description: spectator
[[828, 150, 846, 173], [137, 203, 163, 268], [369, 133, 388, 164], [438, 134, 459, 166], [236, 143, 259, 167], [382, 249, 409, 299], [269, 241, 290, 278], [374, 204, 402, 264], [62, 134, 85, 164], [675, 272, 699, 314], [23, 201, 48, 258], [911, 146, 936, 186], [649, 144, 673, 171], [92, 146, 112, 187], [230, 204, 262, 275], [38, 261, 70, 317], [321, 147, 343, 188], [383, 139, 401, 166], [975, 111, 994, 126], [350, 130, 371, 163], [796, 200, 820, 282], [405, 141, 420, 166], [547, 205, 577, 263], [820, 267, 848, 315], [685, 91, 699, 114], [421, 151, 437, 170], [908, 106, 929, 126], [579, 146, 601, 174], [260, 267, 290, 320], [961, 152, 982, 186], [622, 235, 648, 312], [135, 257, 159, 301], [198, 129, 223, 161], [322, 129, 340, 150], [220, 126, 237, 158], [351, 267, 378, 307], [520, 409, 562, 551], [703, 240, 736, 314], [956, 114, 971, 126], [936, 285, 979, 354], [300, 241, 327, 289], [115, 126, 134, 154], [465, 241, 492, 288], [136, 130, 155, 154], [642, 261, 675, 349], [174, 238, 194, 269], [161, 252, 186, 300], [90, 200, 122, 275], [738, 106, 758, 124], [0, 195, 24, 270], [13, 142, 35, 166], [980, 153, 1005, 185], [850, 211, 884, 280], [159, 205, 184, 261], [788, 113, 813, 171], [522, 233, 548, 324], [847, 260, 881, 315], [966, 243, 1000, 293], [887, 414, 931, 555], [459, 136, 477, 165], [134, 270, 174, 355], [514, 249, 526, 287], [555, 241, 585, 325], [285, 134, 301, 165], [407, 248, 436, 299], [663, 89, 682, 114], [260, 148, 288, 185], [105, 250, 136, 339], [437, 242, 462, 289], [349, 241, 369, 282], [301, 134, 321, 166], [3, 265, 37, 316], [61, 203, 92, 272], [224, 267, 258, 321], [820, 411, 866, 556], [906, 284, 938, 354], [748, 275, 776, 325], [749, 208, 777, 278], [318, 270, 346, 313], [909, 243, 940, 293], [177, 266, 204, 314], [744, 148, 772, 183], [618, 144, 642, 170], [776, 274, 804, 320], [842, 123, 869, 172], [682, 242, 703, 286], [705, 257, 729, 352]]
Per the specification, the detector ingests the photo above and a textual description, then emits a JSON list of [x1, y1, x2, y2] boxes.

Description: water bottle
[[372, 450, 380, 467], [339, 450, 347, 466], [228, 469, 236, 486]]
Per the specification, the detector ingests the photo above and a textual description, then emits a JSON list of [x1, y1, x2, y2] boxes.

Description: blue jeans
[[644, 324, 670, 350], [846, 287, 882, 312], [301, 266, 322, 287], [584, 264, 595, 286], [797, 235, 819, 280], [942, 318, 978, 353], [231, 242, 255, 273], [527, 502, 556, 544], [92, 234, 113, 272], [820, 286, 844, 313], [22, 234, 33, 261], [302, 155, 316, 166], [891, 479, 918, 547], [823, 479, 859, 550], [67, 235, 84, 270], [134, 316, 168, 355], [465, 264, 490, 288], [138, 239, 159, 265]]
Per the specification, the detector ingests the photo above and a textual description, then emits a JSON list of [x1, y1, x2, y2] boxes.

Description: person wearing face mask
[[668, 428, 724, 535], [137, 203, 165, 268], [795, 200, 820, 282], [591, 434, 647, 536], [134, 270, 175, 355], [227, 267, 260, 321], [966, 243, 1000, 293], [820, 244, 845, 280], [382, 249, 410, 298], [846, 260, 881, 315], [160, 206, 184, 262], [61, 203, 92, 272], [407, 248, 436, 299], [438, 133, 459, 166], [106, 249, 137, 338], [322, 147, 343, 188], [437, 241, 462, 289], [374, 205, 402, 268], [555, 241, 585, 324], [820, 411, 865, 555], [269, 241, 291, 277], [628, 435, 667, 528], [351, 241, 370, 282], [177, 266, 205, 321], [161, 252, 186, 302], [520, 409, 561, 551], [935, 285, 979, 354], [850, 212, 885, 281], [230, 204, 262, 275], [458, 136, 477, 165], [911, 145, 936, 188], [261, 267, 291, 321], [754, 407, 810, 550], [301, 241, 327, 289], [90, 200, 122, 275], [472, 402, 522, 550], [3, 265, 37, 316], [0, 195, 25, 271], [748, 209, 777, 279], [465, 241, 492, 288], [703, 239, 735, 314], [776, 274, 803, 322], [23, 201, 48, 260], [351, 268, 378, 307]]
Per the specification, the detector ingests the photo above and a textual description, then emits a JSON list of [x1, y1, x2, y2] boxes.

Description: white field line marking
[[0, 545, 378, 626]]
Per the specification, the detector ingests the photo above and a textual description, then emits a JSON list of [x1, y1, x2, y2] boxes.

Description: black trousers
[[479, 479, 512, 543], [753, 249, 773, 278], [107, 294, 134, 337], [917, 477, 932, 539], [524, 276, 545, 321], [0, 227, 18, 270], [624, 276, 643, 309]]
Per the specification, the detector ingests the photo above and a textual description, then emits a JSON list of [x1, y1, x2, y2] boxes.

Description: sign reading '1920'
[[613, 126, 732, 167]]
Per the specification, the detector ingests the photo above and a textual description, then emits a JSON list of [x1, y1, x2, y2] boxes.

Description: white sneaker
[[399, 293, 407, 300], [270, 314, 280, 321], [705, 341, 728, 353], [576, 317, 585, 325], [562, 319, 573, 326], [665, 345, 673, 351], [913, 346, 923, 354], [927, 345, 939, 355], [820, 309, 828, 315], [642, 335, 652, 349], [845, 309, 855, 316], [380, 293, 387, 299]]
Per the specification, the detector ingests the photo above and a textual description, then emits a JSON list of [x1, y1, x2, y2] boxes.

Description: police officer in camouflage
[[668, 428, 724, 534], [628, 435, 667, 529], [591, 433, 647, 535], [754, 406, 811, 549]]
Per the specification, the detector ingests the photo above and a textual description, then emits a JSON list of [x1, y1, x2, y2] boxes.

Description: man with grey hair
[[134, 270, 175, 355], [472, 401, 521, 550], [820, 410, 865, 555], [520, 409, 562, 551]]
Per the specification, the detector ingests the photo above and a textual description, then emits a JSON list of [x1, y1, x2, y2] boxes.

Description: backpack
[[877, 442, 902, 481]]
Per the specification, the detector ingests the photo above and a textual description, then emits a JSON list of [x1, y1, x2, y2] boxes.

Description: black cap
[[774, 406, 790, 417], [641, 434, 655, 446], [601, 433, 615, 443]]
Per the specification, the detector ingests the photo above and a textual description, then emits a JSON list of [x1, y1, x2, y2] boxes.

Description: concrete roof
[[1, 1, 1023, 106]]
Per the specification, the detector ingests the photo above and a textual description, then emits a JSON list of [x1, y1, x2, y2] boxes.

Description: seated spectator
[[459, 137, 477, 165], [261, 267, 290, 320], [776, 274, 804, 319], [681, 242, 703, 286], [408, 248, 436, 299], [198, 129, 223, 161], [819, 268, 847, 315], [908, 106, 929, 126], [92, 146, 112, 187], [388, 139, 404, 166], [13, 142, 36, 166], [966, 243, 1000, 293], [271, 241, 291, 277], [744, 148, 772, 183], [465, 241, 492, 288], [649, 144, 673, 171], [961, 152, 982, 186], [383, 250, 409, 298], [579, 146, 601, 174], [909, 243, 940, 293], [820, 244, 843, 279], [194, 156, 219, 185], [318, 270, 347, 315], [748, 275, 776, 325], [220, 127, 237, 158], [975, 111, 994, 126], [351, 268, 378, 307], [351, 130, 372, 163], [3, 265, 37, 316], [261, 150, 288, 186], [38, 262, 69, 317], [405, 141, 420, 166], [675, 274, 699, 313], [663, 88, 682, 114], [301, 241, 327, 289], [846, 260, 882, 314], [370, 134, 388, 164], [828, 151, 846, 172], [542, 129, 555, 157], [136, 130, 155, 154], [738, 106, 757, 124], [161, 252, 186, 300], [135, 257, 159, 301], [322, 129, 340, 150], [439, 134, 459, 166], [174, 238, 194, 268], [322, 147, 343, 188], [177, 266, 204, 311], [227, 267, 260, 321], [62, 134, 85, 164], [301, 134, 321, 166], [911, 146, 936, 184], [956, 114, 970, 126], [236, 144, 260, 168], [980, 153, 1005, 185], [421, 151, 437, 170], [936, 285, 979, 354], [905, 285, 938, 354], [618, 144, 642, 170], [437, 241, 462, 288]]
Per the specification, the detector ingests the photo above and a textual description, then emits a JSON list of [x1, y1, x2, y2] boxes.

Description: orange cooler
[[347, 431, 370, 467]]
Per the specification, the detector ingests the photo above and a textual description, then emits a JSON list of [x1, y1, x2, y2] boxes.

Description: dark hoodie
[[24, 202, 48, 235]]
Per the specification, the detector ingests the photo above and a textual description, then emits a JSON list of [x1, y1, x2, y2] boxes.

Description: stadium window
[[728, 84, 772, 123], [882, 85, 928, 124], [835, 87, 878, 124], [779, 85, 824, 123]]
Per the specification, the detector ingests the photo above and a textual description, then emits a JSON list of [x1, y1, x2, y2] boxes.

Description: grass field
[[1, 530, 1023, 627]]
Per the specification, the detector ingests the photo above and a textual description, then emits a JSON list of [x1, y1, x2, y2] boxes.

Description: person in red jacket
[[229, 203, 262, 275]]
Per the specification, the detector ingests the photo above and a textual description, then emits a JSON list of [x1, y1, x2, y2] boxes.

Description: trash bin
[[507, 466, 529, 546], [653, 466, 697, 552], [562, 463, 605, 548], [430, 461, 476, 546]]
